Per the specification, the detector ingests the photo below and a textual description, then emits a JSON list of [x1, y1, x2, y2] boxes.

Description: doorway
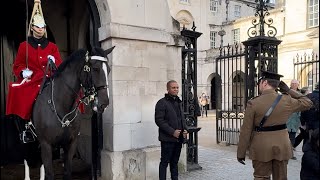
[[210, 77, 216, 109]]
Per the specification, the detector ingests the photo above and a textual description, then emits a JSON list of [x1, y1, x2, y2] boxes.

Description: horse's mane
[[53, 49, 87, 78]]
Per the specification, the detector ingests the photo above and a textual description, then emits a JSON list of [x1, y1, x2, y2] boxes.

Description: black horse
[[32, 46, 114, 180]]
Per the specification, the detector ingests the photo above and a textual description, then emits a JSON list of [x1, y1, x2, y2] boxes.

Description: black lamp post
[[218, 29, 226, 47]]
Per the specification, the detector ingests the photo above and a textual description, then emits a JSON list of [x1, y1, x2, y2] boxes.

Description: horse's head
[[81, 46, 115, 113]]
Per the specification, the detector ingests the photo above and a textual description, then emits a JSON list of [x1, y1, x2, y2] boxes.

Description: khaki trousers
[[252, 160, 288, 180]]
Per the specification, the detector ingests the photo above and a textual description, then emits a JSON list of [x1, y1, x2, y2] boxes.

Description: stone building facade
[[170, 0, 318, 108]]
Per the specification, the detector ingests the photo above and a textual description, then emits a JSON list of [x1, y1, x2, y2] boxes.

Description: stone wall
[[96, 0, 186, 179]]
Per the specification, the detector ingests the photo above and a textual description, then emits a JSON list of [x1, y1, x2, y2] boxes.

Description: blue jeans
[[159, 141, 182, 180]]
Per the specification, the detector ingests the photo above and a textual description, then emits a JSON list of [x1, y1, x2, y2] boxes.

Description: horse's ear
[[104, 46, 115, 56]]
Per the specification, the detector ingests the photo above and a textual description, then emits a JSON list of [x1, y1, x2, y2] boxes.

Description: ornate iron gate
[[215, 44, 246, 145], [215, 0, 281, 145], [293, 53, 319, 92], [181, 23, 202, 171]]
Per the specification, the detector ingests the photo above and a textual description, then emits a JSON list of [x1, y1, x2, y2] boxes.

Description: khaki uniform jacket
[[237, 89, 313, 162]]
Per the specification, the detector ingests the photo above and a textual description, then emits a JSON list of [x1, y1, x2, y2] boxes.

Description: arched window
[[233, 74, 244, 83]]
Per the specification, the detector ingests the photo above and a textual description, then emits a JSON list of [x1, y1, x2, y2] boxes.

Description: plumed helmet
[[28, 0, 47, 37], [32, 10, 46, 28]]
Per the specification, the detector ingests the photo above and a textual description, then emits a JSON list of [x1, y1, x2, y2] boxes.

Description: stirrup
[[20, 130, 36, 143], [20, 123, 36, 144]]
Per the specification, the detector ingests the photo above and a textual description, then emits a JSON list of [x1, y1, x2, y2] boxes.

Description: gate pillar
[[243, 37, 281, 99], [181, 23, 202, 171]]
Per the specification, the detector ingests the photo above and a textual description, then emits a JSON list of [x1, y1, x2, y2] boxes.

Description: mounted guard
[[6, 0, 63, 143]]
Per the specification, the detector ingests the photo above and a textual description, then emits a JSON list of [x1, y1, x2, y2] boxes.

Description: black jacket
[[300, 142, 320, 180], [301, 90, 319, 130], [155, 94, 187, 142]]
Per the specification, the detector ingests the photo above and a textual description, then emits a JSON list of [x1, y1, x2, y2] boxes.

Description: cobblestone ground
[[176, 110, 303, 180], [178, 146, 302, 180]]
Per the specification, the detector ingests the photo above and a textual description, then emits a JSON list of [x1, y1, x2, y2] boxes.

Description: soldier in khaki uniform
[[237, 70, 313, 180]]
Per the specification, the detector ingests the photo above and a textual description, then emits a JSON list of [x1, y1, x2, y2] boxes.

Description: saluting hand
[[278, 81, 290, 93]]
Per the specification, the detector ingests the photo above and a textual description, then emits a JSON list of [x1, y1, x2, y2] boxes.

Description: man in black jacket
[[155, 80, 188, 180]]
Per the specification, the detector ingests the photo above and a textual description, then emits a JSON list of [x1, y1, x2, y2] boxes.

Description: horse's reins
[[48, 52, 109, 127]]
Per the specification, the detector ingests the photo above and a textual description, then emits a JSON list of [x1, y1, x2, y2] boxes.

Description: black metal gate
[[215, 0, 281, 145], [181, 23, 202, 171], [215, 44, 246, 145], [293, 52, 319, 92]]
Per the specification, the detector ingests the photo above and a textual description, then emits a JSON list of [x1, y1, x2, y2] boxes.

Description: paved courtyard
[[177, 110, 302, 180]]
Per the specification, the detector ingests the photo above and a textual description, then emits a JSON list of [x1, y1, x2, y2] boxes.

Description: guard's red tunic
[[6, 39, 62, 120]]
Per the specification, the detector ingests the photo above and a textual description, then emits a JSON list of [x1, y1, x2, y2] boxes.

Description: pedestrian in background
[[155, 80, 188, 180], [300, 128, 319, 180], [237, 70, 313, 180], [199, 93, 208, 117], [286, 111, 300, 160], [286, 79, 302, 160], [290, 79, 300, 92]]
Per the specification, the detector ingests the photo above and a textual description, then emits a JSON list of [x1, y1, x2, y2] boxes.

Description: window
[[232, 28, 240, 44], [308, 0, 319, 27], [180, 0, 189, 3], [234, 5, 241, 18], [210, 0, 218, 12], [210, 31, 217, 48]]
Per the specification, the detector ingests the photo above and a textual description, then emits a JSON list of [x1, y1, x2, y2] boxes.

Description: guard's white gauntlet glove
[[47, 55, 55, 63], [22, 68, 33, 78]]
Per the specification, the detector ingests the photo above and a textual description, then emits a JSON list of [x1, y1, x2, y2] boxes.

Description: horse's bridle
[[50, 51, 110, 128], [81, 51, 109, 105], [82, 52, 109, 95]]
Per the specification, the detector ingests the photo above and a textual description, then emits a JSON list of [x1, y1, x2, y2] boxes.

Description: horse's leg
[[62, 139, 78, 180], [40, 164, 45, 180], [24, 160, 31, 180], [40, 142, 54, 180]]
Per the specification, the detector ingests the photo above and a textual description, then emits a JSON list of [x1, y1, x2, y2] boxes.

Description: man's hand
[[183, 130, 188, 139], [237, 158, 246, 165], [278, 81, 290, 93], [173, 130, 181, 138]]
